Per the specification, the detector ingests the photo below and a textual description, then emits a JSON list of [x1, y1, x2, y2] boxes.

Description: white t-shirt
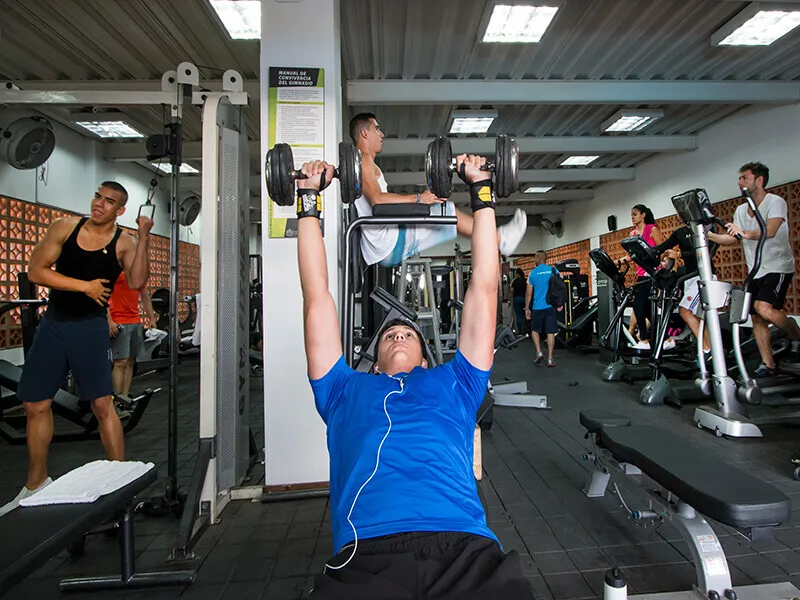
[[354, 168, 398, 265], [733, 193, 794, 278]]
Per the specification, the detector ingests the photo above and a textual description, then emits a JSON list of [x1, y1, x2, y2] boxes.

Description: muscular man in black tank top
[[0, 181, 153, 516]]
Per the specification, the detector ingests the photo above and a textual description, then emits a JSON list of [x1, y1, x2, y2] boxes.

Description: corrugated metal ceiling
[[0, 0, 798, 208]]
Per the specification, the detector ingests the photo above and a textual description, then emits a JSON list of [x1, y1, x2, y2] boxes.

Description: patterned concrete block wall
[[598, 181, 799, 312], [0, 195, 200, 349], [512, 239, 593, 295]]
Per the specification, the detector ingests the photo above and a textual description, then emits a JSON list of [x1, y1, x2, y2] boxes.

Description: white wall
[[0, 112, 201, 244], [561, 103, 800, 246]]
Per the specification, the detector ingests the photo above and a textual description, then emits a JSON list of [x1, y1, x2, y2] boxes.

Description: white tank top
[[354, 169, 398, 265]]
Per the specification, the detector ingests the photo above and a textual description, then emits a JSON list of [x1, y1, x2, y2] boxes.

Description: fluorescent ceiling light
[[209, 0, 261, 40], [482, 4, 560, 43], [524, 185, 554, 193], [601, 109, 664, 133], [449, 110, 498, 134], [151, 163, 200, 174], [560, 156, 598, 166], [75, 121, 144, 138], [712, 4, 800, 46]]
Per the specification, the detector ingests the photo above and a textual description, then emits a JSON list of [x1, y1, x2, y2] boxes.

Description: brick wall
[[512, 239, 593, 294], [597, 181, 800, 312], [0, 195, 200, 349]]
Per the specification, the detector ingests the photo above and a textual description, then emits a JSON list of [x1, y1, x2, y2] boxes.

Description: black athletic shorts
[[751, 272, 793, 310], [530, 307, 558, 335], [311, 531, 538, 600], [17, 314, 113, 403]]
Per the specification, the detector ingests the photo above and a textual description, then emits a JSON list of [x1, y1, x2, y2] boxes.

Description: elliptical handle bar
[[740, 188, 767, 292]]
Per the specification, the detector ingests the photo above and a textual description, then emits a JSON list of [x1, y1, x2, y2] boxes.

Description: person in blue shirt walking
[[295, 155, 537, 599], [525, 251, 562, 367]]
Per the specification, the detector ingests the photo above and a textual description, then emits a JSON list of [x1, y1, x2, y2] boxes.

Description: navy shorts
[[17, 314, 113, 403], [530, 307, 558, 335]]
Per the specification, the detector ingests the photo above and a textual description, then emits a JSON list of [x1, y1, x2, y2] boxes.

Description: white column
[[260, 0, 342, 485]]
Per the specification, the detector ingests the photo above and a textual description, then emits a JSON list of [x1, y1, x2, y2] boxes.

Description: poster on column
[[267, 67, 325, 238]]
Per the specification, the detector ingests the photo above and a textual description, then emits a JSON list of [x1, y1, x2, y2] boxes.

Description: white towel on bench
[[19, 460, 155, 507]]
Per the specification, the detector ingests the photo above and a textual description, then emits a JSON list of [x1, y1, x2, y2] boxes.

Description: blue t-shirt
[[309, 351, 497, 554], [527, 264, 553, 310]]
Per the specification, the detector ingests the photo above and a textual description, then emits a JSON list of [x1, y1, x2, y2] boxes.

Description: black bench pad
[[0, 468, 157, 591], [601, 424, 790, 529], [372, 203, 431, 217], [579, 409, 631, 433]]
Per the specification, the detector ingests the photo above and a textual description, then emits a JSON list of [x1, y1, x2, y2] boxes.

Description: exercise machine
[[0, 280, 157, 444], [589, 249, 654, 382], [555, 259, 597, 350], [580, 408, 798, 600], [673, 188, 800, 438], [620, 237, 702, 407]]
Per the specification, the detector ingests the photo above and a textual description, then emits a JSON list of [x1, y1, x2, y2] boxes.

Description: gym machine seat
[[581, 409, 796, 599], [0, 466, 196, 593]]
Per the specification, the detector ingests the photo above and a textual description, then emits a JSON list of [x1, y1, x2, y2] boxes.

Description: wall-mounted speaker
[[607, 215, 617, 231]]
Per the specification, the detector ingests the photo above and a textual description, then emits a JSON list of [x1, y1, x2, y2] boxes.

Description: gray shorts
[[111, 323, 144, 361]]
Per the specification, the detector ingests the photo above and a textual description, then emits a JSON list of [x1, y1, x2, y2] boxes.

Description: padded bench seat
[[580, 410, 790, 529]]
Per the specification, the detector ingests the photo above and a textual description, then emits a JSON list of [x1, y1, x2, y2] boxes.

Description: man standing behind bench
[[0, 182, 152, 517]]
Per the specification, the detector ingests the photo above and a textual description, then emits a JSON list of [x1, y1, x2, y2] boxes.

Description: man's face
[[90, 186, 126, 225], [376, 324, 424, 371], [367, 118, 384, 153], [738, 169, 761, 194]]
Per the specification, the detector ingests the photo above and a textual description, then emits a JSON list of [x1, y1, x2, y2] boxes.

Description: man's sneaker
[[662, 338, 676, 351], [632, 340, 650, 350], [498, 209, 527, 257], [534, 352, 544, 365], [0, 477, 53, 517], [753, 364, 777, 378], [547, 359, 556, 367]]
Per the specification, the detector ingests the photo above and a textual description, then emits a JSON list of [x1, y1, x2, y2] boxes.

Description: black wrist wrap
[[469, 180, 495, 212], [296, 189, 322, 219]]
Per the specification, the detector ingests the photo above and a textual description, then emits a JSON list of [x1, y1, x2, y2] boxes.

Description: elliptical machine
[[673, 188, 800, 438]]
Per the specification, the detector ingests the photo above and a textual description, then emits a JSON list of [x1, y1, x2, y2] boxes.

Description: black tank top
[[47, 217, 124, 320]]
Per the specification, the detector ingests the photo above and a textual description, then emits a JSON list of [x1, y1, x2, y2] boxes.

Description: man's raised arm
[[296, 161, 343, 380], [361, 154, 443, 206], [458, 155, 499, 371]]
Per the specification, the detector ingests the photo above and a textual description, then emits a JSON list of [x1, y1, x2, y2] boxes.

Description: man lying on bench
[[295, 156, 538, 598], [580, 409, 798, 600]]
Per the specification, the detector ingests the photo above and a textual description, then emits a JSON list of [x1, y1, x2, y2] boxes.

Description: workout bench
[[580, 409, 798, 600], [0, 466, 196, 594]]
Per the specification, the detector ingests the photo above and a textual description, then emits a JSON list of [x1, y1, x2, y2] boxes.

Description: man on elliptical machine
[[708, 162, 800, 378]]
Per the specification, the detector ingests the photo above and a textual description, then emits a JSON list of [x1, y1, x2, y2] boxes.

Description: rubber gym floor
[[2, 345, 800, 600]]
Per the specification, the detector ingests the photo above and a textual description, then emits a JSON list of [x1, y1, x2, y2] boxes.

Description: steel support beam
[[2, 78, 260, 98], [347, 80, 800, 105], [105, 140, 260, 161], [380, 135, 696, 156], [448, 190, 594, 203], [384, 168, 634, 187]]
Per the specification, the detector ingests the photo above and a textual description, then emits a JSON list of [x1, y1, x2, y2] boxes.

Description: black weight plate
[[426, 137, 453, 199], [495, 135, 518, 198], [338, 142, 361, 204], [264, 147, 278, 202], [277, 144, 296, 206], [151, 288, 170, 314]]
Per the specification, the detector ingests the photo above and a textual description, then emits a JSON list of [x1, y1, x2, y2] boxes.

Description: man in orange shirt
[[107, 271, 155, 397]]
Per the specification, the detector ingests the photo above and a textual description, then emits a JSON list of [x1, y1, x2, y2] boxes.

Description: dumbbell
[[425, 135, 518, 200], [264, 142, 362, 207]]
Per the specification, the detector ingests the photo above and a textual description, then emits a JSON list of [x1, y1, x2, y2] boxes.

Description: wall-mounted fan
[[179, 194, 201, 226], [0, 116, 56, 170]]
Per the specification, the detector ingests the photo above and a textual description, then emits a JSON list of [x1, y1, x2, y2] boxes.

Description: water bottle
[[604, 567, 627, 600]]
